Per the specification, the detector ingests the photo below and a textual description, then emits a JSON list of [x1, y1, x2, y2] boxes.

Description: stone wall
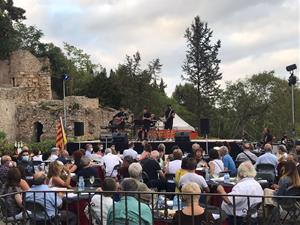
[[16, 96, 117, 142], [0, 60, 10, 87], [0, 50, 52, 101], [0, 50, 119, 142], [0, 100, 17, 141]]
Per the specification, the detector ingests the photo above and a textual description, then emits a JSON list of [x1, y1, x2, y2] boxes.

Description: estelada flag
[[56, 117, 67, 150]]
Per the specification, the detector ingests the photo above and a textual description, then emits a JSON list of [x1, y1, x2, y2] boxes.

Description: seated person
[[57, 150, 69, 165], [17, 148, 34, 177], [47, 147, 59, 162], [276, 145, 288, 162], [142, 150, 165, 190], [91, 145, 103, 162], [68, 150, 84, 173], [26, 171, 77, 225], [32, 149, 43, 162], [175, 157, 190, 192], [166, 148, 183, 174], [217, 161, 263, 225], [119, 155, 134, 179], [219, 146, 237, 176], [287, 153, 300, 175], [76, 156, 99, 186], [138, 143, 152, 162], [236, 143, 258, 164], [128, 162, 143, 182], [0, 155, 14, 184], [208, 149, 224, 177], [107, 178, 152, 225], [172, 182, 215, 225], [137, 182, 152, 205], [102, 148, 123, 177], [255, 144, 278, 169], [178, 157, 209, 193], [0, 168, 26, 219], [123, 142, 138, 160], [47, 161, 71, 188], [85, 178, 117, 225], [264, 160, 300, 215]]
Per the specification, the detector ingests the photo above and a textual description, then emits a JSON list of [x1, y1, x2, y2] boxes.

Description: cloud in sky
[[15, 0, 299, 95]]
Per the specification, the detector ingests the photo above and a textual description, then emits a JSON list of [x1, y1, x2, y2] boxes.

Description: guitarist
[[142, 107, 152, 140], [110, 109, 126, 132], [164, 105, 175, 139]]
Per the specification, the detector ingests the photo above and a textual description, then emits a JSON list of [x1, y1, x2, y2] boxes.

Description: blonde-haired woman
[[172, 182, 215, 225], [47, 161, 71, 188]]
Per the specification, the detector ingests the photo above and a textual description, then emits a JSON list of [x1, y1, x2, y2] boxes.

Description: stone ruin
[[0, 50, 117, 142]]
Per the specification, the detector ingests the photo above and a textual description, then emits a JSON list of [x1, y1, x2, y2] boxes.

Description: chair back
[[242, 202, 261, 224], [25, 201, 52, 222], [256, 163, 275, 173], [89, 205, 102, 225], [142, 171, 150, 184], [276, 186, 300, 207], [256, 172, 275, 184], [109, 164, 120, 177], [165, 173, 175, 182]]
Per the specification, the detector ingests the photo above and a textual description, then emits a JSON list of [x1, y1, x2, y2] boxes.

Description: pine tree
[[182, 16, 222, 119]]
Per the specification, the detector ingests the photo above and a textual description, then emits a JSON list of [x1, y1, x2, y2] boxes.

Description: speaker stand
[[205, 134, 209, 155]]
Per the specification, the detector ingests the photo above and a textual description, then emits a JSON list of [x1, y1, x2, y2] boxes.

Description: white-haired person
[[102, 148, 123, 177], [217, 161, 263, 225], [171, 182, 215, 225], [219, 146, 237, 176], [128, 162, 143, 182], [142, 150, 165, 190]]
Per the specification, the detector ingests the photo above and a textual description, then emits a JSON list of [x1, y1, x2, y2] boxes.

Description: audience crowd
[[0, 136, 299, 225]]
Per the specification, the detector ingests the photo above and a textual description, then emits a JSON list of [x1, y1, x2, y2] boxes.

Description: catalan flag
[[56, 117, 67, 150]]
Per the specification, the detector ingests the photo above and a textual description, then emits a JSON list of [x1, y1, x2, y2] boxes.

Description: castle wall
[[16, 97, 117, 142], [0, 60, 11, 87], [0, 100, 17, 141]]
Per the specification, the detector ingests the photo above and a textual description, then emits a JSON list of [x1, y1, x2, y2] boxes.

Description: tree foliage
[[0, 0, 26, 59], [182, 16, 222, 118]]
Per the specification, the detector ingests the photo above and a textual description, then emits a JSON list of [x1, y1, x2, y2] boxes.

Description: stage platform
[[67, 139, 243, 158]]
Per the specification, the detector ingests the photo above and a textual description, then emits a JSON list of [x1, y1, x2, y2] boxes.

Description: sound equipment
[[74, 122, 84, 137], [112, 132, 128, 144], [175, 131, 190, 142], [200, 119, 209, 135]]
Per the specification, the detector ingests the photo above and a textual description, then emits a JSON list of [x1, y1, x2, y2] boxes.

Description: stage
[[67, 139, 243, 158]]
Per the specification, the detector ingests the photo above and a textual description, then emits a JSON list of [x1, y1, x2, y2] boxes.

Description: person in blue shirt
[[219, 146, 237, 176], [255, 143, 278, 169], [25, 171, 77, 225]]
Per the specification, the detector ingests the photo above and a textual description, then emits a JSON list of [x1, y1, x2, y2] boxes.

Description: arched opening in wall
[[33, 122, 43, 142]]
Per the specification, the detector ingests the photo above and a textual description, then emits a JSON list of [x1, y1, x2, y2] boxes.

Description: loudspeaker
[[74, 122, 84, 137], [112, 133, 128, 144], [175, 131, 190, 142], [200, 119, 209, 135]]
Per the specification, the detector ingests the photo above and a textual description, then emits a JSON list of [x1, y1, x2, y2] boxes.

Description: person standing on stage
[[110, 109, 126, 132], [143, 107, 152, 140], [262, 127, 273, 147], [164, 105, 175, 140]]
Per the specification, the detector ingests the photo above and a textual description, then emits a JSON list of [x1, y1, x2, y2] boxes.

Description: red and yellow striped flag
[[56, 117, 67, 150]]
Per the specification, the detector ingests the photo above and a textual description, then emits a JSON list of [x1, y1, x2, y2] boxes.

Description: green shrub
[[27, 139, 56, 153]]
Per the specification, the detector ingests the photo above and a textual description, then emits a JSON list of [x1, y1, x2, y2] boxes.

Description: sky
[[15, 0, 300, 96]]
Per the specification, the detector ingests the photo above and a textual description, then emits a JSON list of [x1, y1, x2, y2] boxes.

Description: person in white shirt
[[32, 149, 43, 162], [166, 148, 183, 174], [208, 149, 224, 177], [123, 142, 138, 160], [85, 178, 117, 225], [178, 157, 209, 193], [102, 148, 122, 177], [217, 161, 263, 223], [48, 147, 59, 162]]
